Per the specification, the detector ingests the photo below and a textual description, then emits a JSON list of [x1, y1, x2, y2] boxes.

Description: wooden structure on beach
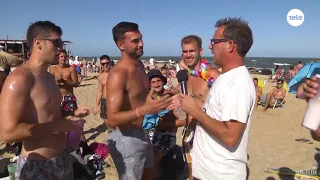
[[0, 39, 73, 60]]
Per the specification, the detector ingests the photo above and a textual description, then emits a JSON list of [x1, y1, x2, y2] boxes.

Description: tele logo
[[287, 9, 304, 27]]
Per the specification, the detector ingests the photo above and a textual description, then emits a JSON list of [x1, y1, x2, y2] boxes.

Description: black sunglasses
[[210, 38, 232, 45], [101, 62, 110, 66], [39, 38, 63, 47]]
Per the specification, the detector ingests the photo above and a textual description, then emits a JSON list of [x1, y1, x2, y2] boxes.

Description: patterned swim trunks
[[150, 130, 176, 156], [15, 150, 73, 180], [60, 94, 78, 113], [100, 97, 107, 119]]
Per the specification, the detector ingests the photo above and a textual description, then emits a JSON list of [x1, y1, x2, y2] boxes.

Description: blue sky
[[1, 0, 319, 58]]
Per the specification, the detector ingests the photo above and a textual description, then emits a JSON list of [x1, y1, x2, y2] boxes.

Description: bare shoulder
[[48, 65, 57, 72], [208, 66, 220, 79], [107, 66, 128, 83], [2, 66, 34, 93]]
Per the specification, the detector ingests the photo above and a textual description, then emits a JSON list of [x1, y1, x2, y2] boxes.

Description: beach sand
[[1, 72, 319, 180]]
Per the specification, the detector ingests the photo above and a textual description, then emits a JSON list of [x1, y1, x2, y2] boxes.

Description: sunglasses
[[101, 62, 110, 66], [39, 38, 63, 47], [210, 38, 232, 45]]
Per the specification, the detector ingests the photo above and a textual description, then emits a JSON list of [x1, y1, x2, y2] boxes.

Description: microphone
[[176, 70, 188, 120], [177, 70, 188, 95]]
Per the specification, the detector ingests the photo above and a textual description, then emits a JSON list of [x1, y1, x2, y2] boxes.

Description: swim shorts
[[15, 150, 73, 180], [60, 94, 78, 113], [107, 128, 154, 180], [149, 130, 176, 156], [261, 95, 267, 103], [100, 97, 107, 119]]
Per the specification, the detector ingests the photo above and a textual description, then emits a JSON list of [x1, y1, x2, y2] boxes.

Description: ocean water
[[83, 56, 319, 70]]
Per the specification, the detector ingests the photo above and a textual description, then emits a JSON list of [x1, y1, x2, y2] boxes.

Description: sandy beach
[[1, 72, 319, 180]]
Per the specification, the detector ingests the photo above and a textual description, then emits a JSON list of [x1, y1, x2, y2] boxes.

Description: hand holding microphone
[[176, 70, 188, 120]]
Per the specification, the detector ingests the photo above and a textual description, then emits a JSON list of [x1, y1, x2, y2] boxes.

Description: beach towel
[[142, 109, 170, 130]]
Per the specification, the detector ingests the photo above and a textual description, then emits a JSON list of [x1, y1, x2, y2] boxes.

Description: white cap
[[315, 74, 320, 79]]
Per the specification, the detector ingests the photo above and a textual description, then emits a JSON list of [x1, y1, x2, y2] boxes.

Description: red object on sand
[[89, 142, 109, 160]]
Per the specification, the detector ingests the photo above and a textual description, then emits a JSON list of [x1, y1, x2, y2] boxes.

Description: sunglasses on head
[[101, 62, 110, 66], [39, 38, 63, 47]]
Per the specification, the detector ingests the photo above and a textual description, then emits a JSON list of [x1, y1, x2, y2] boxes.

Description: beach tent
[[288, 62, 320, 94]]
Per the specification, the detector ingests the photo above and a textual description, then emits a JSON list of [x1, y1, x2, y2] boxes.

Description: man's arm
[[193, 110, 245, 148], [0, 71, 74, 143], [63, 67, 78, 86], [95, 76, 103, 108], [106, 69, 141, 128]]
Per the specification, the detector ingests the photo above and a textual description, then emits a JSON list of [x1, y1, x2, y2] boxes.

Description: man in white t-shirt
[[176, 17, 255, 180]]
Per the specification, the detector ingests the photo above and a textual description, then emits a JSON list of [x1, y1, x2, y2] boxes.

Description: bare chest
[[30, 74, 62, 120], [100, 73, 108, 87], [188, 76, 209, 101], [52, 67, 71, 79], [126, 70, 149, 105]]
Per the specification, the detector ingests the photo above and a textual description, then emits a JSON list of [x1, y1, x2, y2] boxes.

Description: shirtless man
[[81, 58, 87, 77], [253, 78, 263, 108], [262, 78, 286, 111], [147, 69, 185, 168], [0, 21, 89, 179], [106, 22, 172, 180], [95, 55, 112, 121], [49, 49, 78, 117], [178, 35, 219, 180]]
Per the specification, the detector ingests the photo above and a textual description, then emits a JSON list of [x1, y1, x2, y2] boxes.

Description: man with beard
[[95, 55, 112, 121], [106, 22, 172, 180], [178, 35, 220, 180]]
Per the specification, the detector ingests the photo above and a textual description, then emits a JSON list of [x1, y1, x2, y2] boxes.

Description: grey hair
[[215, 17, 253, 57]]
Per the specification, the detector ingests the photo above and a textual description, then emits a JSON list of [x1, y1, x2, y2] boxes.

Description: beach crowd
[[0, 17, 319, 180]]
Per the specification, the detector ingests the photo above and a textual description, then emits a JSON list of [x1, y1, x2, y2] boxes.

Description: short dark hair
[[112, 22, 139, 43], [215, 17, 253, 57], [181, 35, 202, 49], [253, 78, 258, 81], [100, 55, 111, 61], [27, 21, 63, 51], [60, 49, 67, 55], [277, 79, 284, 84]]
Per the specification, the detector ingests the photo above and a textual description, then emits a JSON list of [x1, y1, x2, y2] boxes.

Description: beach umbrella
[[288, 62, 320, 94], [0, 50, 23, 68]]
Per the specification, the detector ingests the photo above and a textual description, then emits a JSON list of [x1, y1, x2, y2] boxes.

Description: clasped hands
[[143, 88, 201, 118]]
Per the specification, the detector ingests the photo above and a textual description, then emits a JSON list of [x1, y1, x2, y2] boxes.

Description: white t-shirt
[[149, 58, 154, 65], [192, 66, 255, 180]]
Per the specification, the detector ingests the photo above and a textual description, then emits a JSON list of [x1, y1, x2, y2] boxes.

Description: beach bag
[[89, 142, 109, 160]]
